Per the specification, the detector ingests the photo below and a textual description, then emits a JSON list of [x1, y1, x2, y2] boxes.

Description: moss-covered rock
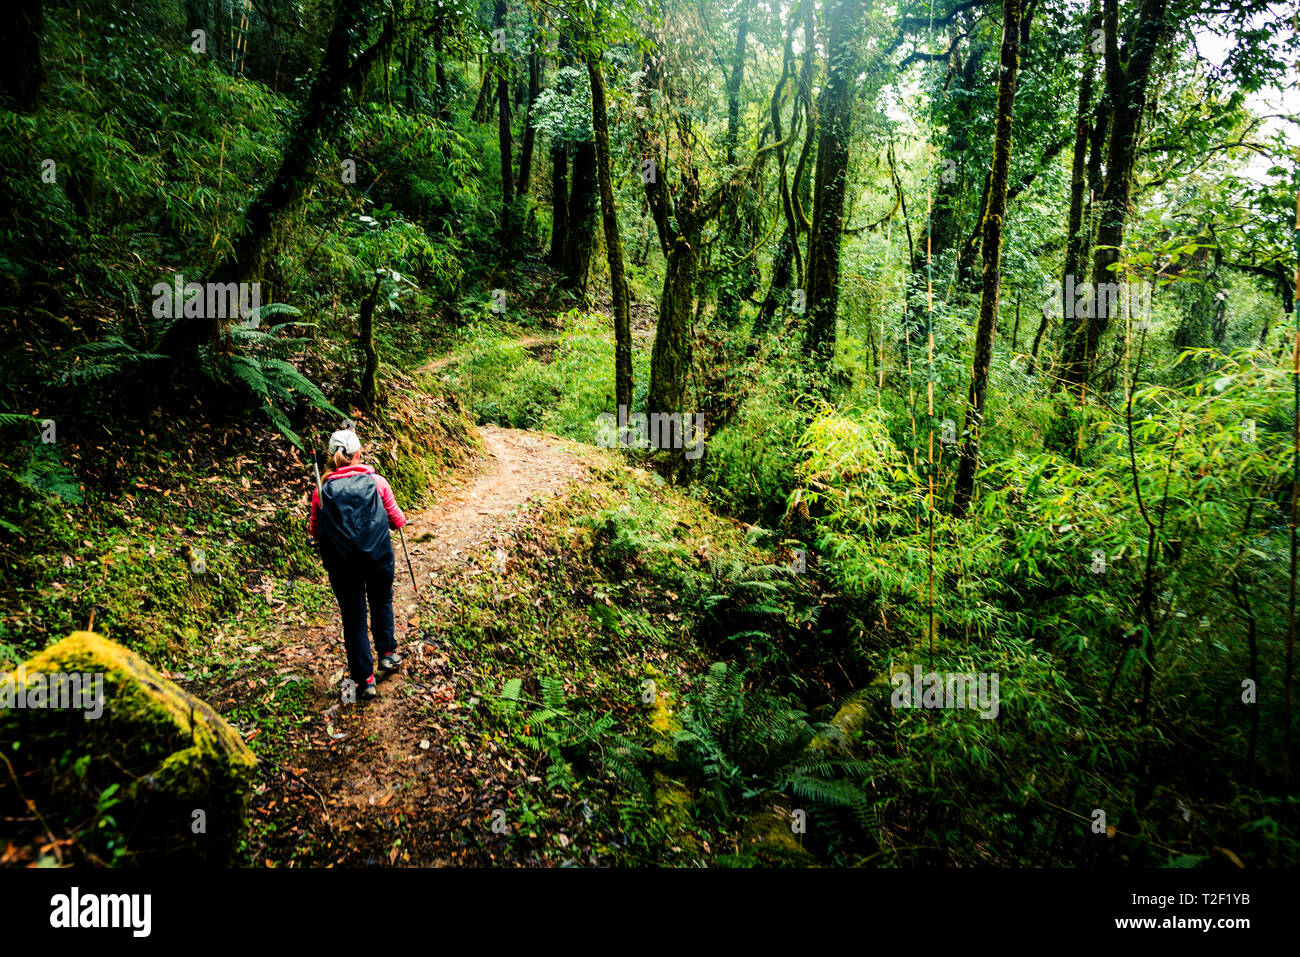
[[740, 797, 817, 866], [0, 631, 255, 865], [651, 771, 705, 858], [808, 674, 896, 754]]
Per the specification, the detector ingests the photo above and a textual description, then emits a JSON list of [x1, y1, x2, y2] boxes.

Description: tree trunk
[[171, 0, 386, 356], [404, 34, 419, 112], [561, 140, 597, 298], [518, 44, 541, 194], [0, 0, 45, 113], [587, 55, 633, 413], [724, 0, 753, 166], [955, 171, 990, 289], [494, 0, 515, 248], [549, 145, 569, 268], [1059, 0, 1168, 394], [1031, 0, 1099, 375], [713, 0, 757, 329], [751, 229, 794, 347], [953, 0, 1023, 517], [647, 227, 700, 415], [761, 5, 802, 326], [792, 0, 816, 266], [497, 74, 515, 225], [1061, 0, 1100, 298], [184, 0, 205, 59], [472, 68, 494, 122], [909, 39, 985, 341], [431, 13, 448, 119], [804, 0, 862, 360], [359, 276, 381, 412]]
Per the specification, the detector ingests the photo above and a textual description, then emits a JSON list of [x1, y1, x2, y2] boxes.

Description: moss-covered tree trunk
[[724, 0, 753, 166], [497, 72, 515, 227], [647, 225, 700, 416], [184, 0, 205, 59], [1030, 0, 1099, 375], [164, 0, 387, 358], [217, 0, 380, 283], [636, 42, 702, 417], [493, 0, 515, 250], [431, 11, 448, 119], [752, 2, 806, 346], [549, 144, 569, 268], [1060, 0, 1101, 297], [952, 0, 1023, 518], [472, 64, 494, 122], [804, 0, 862, 360], [561, 140, 597, 298], [714, 0, 758, 329], [587, 54, 633, 413], [955, 171, 991, 289], [906, 39, 985, 343], [403, 32, 421, 112], [1058, 0, 1168, 394], [518, 44, 541, 194]]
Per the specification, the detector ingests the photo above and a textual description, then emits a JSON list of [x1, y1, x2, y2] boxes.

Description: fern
[[225, 354, 270, 400], [1, 442, 82, 507], [489, 676, 647, 795], [57, 337, 168, 386], [204, 349, 341, 450]]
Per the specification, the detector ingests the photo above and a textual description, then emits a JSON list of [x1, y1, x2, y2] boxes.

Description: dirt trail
[[264, 425, 590, 865]]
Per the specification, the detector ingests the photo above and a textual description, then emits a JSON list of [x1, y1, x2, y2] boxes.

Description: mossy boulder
[[0, 631, 256, 865], [808, 674, 896, 754], [740, 797, 818, 866]]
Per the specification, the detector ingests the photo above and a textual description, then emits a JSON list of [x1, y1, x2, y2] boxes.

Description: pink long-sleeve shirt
[[309, 462, 406, 539]]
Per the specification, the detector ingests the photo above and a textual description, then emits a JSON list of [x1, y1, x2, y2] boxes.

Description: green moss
[[740, 799, 817, 866], [652, 771, 704, 858], [0, 631, 256, 865], [808, 687, 887, 753]]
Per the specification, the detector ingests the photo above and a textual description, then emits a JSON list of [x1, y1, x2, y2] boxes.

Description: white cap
[[328, 429, 361, 457]]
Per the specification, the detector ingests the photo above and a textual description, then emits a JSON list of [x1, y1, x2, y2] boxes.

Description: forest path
[[261, 424, 590, 865], [418, 335, 558, 373]]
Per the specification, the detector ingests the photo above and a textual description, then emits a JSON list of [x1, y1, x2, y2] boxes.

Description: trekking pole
[[310, 450, 323, 551], [397, 526, 418, 594]]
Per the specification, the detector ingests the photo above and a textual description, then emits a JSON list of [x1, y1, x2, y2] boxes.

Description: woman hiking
[[309, 428, 406, 701]]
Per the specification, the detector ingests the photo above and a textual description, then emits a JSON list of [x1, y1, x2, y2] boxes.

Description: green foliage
[[491, 675, 647, 795], [209, 313, 344, 449], [530, 67, 594, 146], [700, 340, 826, 522], [672, 662, 813, 816], [445, 310, 651, 438]]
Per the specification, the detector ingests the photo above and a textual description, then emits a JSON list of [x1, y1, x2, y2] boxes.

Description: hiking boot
[[378, 652, 404, 675], [359, 679, 379, 701]]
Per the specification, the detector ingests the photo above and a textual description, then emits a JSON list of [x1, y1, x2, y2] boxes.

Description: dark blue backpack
[[318, 473, 394, 573]]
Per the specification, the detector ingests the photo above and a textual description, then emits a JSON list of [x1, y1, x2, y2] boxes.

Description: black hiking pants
[[327, 559, 396, 684]]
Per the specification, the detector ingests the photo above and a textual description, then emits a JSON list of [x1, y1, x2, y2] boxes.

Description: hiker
[[309, 429, 406, 701]]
